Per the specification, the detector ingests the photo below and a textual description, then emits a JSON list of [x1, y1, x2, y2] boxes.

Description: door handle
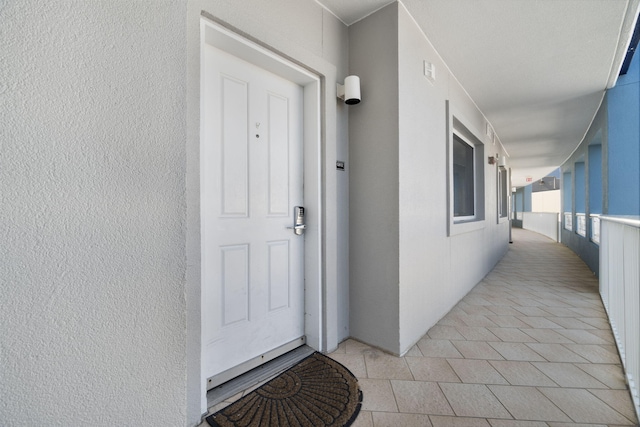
[[286, 206, 305, 235]]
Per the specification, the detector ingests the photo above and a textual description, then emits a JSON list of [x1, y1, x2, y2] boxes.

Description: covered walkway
[[330, 228, 638, 426]]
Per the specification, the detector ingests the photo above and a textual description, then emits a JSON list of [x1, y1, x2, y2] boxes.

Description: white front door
[[201, 44, 305, 386]]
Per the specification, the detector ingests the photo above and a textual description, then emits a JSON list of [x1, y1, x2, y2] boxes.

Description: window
[[452, 133, 475, 220], [447, 102, 485, 235], [562, 170, 572, 230], [498, 166, 508, 219]]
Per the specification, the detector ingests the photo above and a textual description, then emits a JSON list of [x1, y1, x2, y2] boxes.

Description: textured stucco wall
[[1, 1, 187, 425]]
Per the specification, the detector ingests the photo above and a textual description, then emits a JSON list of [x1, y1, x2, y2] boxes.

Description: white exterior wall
[[398, 5, 509, 354], [349, 3, 509, 355], [532, 189, 562, 213], [1, 1, 188, 425], [3, 1, 350, 426]]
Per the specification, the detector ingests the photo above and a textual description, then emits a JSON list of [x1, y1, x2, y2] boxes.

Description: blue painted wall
[[575, 162, 586, 213], [514, 190, 524, 213], [588, 144, 602, 214], [559, 46, 640, 277], [607, 48, 640, 215], [524, 185, 532, 212], [563, 171, 572, 213]]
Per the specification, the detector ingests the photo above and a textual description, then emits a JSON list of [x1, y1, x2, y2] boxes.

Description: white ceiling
[[316, 0, 639, 187]]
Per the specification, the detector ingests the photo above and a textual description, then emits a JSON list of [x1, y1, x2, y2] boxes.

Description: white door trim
[[199, 13, 324, 398]]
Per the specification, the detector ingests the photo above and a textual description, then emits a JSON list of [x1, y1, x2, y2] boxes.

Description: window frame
[[452, 132, 477, 222], [497, 165, 509, 221], [446, 101, 486, 236]]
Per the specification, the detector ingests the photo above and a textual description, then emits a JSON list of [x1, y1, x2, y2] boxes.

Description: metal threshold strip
[[206, 342, 315, 409]]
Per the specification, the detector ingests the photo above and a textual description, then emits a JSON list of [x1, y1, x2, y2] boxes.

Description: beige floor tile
[[371, 412, 433, 427], [391, 380, 454, 415], [520, 328, 575, 344], [430, 415, 491, 426], [418, 339, 464, 358], [447, 359, 508, 385], [438, 314, 470, 327], [488, 420, 548, 427], [458, 302, 496, 316], [464, 296, 494, 306], [428, 325, 466, 340], [574, 363, 627, 389], [484, 297, 520, 307], [517, 316, 564, 329], [406, 357, 460, 382], [331, 340, 347, 354], [358, 379, 398, 412], [452, 341, 505, 360], [546, 423, 606, 427], [532, 362, 607, 388], [536, 298, 575, 308], [578, 317, 611, 331], [486, 306, 526, 316], [583, 328, 615, 343], [525, 343, 589, 362], [489, 360, 557, 387], [488, 327, 538, 342], [488, 385, 571, 422], [439, 383, 512, 419], [456, 326, 501, 341], [403, 344, 423, 357], [488, 342, 546, 361], [538, 388, 635, 425], [577, 317, 611, 329], [486, 315, 531, 328], [568, 307, 606, 318], [352, 410, 374, 427], [346, 339, 375, 354], [513, 306, 555, 317], [539, 306, 588, 317], [588, 389, 639, 423], [460, 315, 500, 328], [543, 316, 596, 329], [364, 350, 413, 380], [562, 344, 621, 363], [554, 329, 610, 344], [328, 352, 367, 379]]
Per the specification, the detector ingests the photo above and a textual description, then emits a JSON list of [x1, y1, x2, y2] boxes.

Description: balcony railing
[[591, 214, 601, 245], [522, 212, 559, 241], [599, 215, 640, 421], [576, 213, 586, 237], [564, 212, 572, 231]]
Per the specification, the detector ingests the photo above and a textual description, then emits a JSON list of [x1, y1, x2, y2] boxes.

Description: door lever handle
[[286, 224, 306, 230], [288, 206, 306, 235]]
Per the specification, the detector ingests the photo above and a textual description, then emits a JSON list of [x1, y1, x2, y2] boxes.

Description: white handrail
[[599, 215, 640, 421], [522, 212, 559, 241]]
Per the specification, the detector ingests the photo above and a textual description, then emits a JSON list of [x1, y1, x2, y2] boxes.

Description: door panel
[[201, 44, 304, 384]]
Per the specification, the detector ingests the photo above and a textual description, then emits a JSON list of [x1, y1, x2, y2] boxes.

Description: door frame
[[199, 14, 324, 396]]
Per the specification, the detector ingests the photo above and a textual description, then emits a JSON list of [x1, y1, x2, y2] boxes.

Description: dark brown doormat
[[206, 352, 363, 427]]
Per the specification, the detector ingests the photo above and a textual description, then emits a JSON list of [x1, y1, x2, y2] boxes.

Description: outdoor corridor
[[329, 228, 639, 426]]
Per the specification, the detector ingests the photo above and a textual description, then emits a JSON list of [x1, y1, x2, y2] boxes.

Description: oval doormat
[[206, 352, 363, 427]]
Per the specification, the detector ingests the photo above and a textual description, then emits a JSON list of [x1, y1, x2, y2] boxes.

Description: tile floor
[[201, 228, 639, 426], [329, 228, 638, 426]]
